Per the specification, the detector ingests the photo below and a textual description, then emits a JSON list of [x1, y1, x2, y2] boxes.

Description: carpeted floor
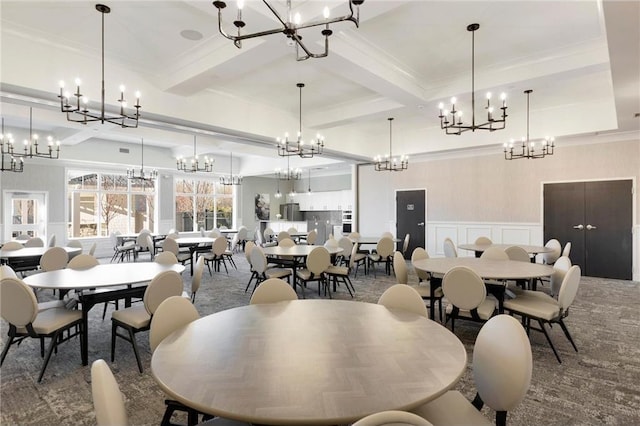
[[1, 253, 639, 425]]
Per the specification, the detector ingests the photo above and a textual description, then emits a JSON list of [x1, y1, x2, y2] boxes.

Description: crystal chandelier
[[177, 135, 214, 173], [374, 118, 408, 172], [504, 90, 555, 160], [127, 138, 157, 184], [277, 83, 324, 158], [0, 109, 60, 161], [438, 24, 507, 135], [220, 152, 243, 185], [58, 4, 141, 128], [212, 0, 364, 61]]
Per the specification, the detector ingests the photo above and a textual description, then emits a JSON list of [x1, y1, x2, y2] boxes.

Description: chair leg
[[558, 318, 578, 352], [38, 330, 62, 382], [125, 326, 144, 373], [111, 322, 117, 362], [0, 333, 15, 366], [538, 319, 562, 363]]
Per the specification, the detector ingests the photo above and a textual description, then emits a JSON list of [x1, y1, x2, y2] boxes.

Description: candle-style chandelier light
[[58, 4, 141, 128], [0, 118, 24, 173], [438, 24, 508, 135], [276, 155, 302, 181], [127, 138, 157, 184], [277, 83, 324, 158], [212, 0, 364, 61], [177, 135, 214, 173], [374, 118, 408, 172], [504, 90, 555, 160], [220, 152, 243, 185]]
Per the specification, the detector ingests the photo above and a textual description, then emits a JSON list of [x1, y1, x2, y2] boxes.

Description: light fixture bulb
[[323, 6, 330, 18]]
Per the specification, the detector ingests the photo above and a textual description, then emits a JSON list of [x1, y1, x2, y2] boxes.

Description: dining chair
[[91, 359, 128, 426], [0, 276, 83, 382], [474, 236, 492, 245], [1, 241, 23, 250], [223, 235, 239, 270], [236, 226, 249, 251], [15, 234, 31, 241], [442, 266, 496, 333], [111, 270, 183, 373], [207, 228, 222, 238], [185, 256, 205, 303], [88, 242, 97, 256], [203, 237, 230, 275], [250, 278, 298, 304], [348, 231, 361, 240], [562, 242, 572, 258], [353, 410, 433, 426], [323, 236, 339, 249], [402, 233, 410, 255], [40, 246, 69, 272], [543, 239, 562, 265], [306, 229, 318, 245], [149, 296, 203, 426], [66, 239, 84, 252], [504, 245, 533, 292], [0, 265, 17, 280], [134, 233, 155, 262], [68, 254, 118, 320], [380, 231, 393, 239], [378, 283, 428, 318], [412, 315, 532, 426], [287, 227, 298, 234], [503, 265, 581, 363], [161, 237, 191, 267], [337, 236, 354, 266], [247, 247, 292, 294], [443, 238, 457, 258], [296, 246, 331, 298], [368, 237, 394, 277], [110, 231, 134, 263], [325, 242, 358, 298], [154, 251, 178, 265], [549, 255, 572, 297], [24, 237, 45, 247], [47, 234, 56, 247], [277, 231, 291, 242], [480, 246, 508, 260], [263, 227, 275, 244], [410, 247, 444, 322]]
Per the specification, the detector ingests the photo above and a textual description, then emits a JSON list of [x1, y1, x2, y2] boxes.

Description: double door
[[543, 180, 632, 279]]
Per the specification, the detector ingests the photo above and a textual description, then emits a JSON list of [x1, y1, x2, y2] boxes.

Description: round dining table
[[24, 262, 185, 365], [412, 257, 554, 320], [174, 237, 216, 275], [151, 299, 467, 425], [457, 243, 553, 260], [0, 246, 81, 273]]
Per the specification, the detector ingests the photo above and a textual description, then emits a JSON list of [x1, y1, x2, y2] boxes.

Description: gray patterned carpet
[[1, 253, 639, 425]]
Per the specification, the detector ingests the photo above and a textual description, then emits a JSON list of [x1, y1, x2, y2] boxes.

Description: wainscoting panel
[[465, 227, 494, 245], [433, 226, 458, 257]]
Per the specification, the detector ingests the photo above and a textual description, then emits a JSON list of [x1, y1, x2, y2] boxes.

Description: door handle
[[417, 222, 425, 226], [573, 224, 584, 230], [586, 224, 597, 230]]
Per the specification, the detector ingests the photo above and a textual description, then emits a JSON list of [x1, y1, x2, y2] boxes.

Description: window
[[3, 192, 47, 239], [175, 178, 233, 232], [67, 170, 156, 238]]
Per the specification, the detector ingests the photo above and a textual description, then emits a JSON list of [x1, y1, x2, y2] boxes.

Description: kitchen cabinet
[[300, 190, 353, 211]]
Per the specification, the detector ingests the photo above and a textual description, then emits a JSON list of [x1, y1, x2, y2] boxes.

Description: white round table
[[458, 243, 553, 260], [0, 246, 81, 273], [24, 262, 185, 365], [152, 300, 467, 425], [175, 237, 216, 275]]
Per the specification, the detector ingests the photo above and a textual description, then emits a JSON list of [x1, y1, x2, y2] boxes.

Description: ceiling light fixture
[[0, 118, 24, 173], [438, 23, 507, 135], [307, 169, 312, 195], [504, 90, 555, 160], [212, 0, 364, 61], [374, 118, 408, 172], [127, 138, 157, 184], [58, 4, 141, 128], [276, 155, 302, 181], [220, 152, 243, 185], [177, 135, 214, 173], [0, 108, 60, 161], [277, 83, 324, 158]]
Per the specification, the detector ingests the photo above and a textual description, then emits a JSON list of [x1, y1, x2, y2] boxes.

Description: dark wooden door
[[396, 190, 426, 255], [544, 180, 632, 279]]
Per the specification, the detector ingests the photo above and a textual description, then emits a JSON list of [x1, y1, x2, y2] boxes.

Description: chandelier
[[276, 155, 302, 181], [220, 152, 243, 185], [212, 0, 364, 61], [277, 83, 324, 158], [0, 118, 24, 173], [177, 135, 214, 173], [307, 169, 312, 195], [0, 108, 60, 161], [127, 138, 158, 184], [438, 23, 507, 135], [274, 177, 282, 199], [504, 90, 555, 160], [374, 118, 408, 172], [58, 4, 141, 128]]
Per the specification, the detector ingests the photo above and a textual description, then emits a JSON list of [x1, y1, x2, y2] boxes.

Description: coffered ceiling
[[1, 0, 638, 177]]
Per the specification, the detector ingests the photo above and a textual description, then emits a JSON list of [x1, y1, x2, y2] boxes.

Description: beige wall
[[358, 138, 640, 230]]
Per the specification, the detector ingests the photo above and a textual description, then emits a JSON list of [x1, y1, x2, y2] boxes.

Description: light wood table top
[[262, 245, 343, 257], [458, 243, 553, 255], [151, 300, 467, 425], [23, 262, 185, 290], [349, 236, 401, 245], [412, 257, 554, 280], [0, 246, 81, 260], [174, 236, 215, 246]]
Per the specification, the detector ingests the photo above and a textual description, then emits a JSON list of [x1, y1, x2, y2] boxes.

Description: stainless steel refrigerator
[[279, 203, 303, 221]]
